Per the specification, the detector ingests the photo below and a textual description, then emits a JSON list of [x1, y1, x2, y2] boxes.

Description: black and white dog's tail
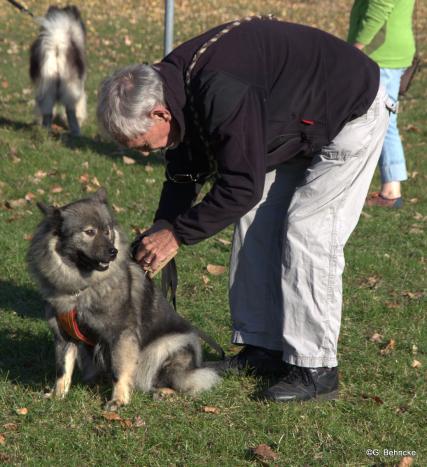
[[29, 6, 86, 135]]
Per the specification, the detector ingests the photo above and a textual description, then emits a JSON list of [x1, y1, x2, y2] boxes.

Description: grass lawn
[[0, 0, 426, 465]]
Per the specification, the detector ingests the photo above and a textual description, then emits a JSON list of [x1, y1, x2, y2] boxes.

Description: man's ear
[[150, 106, 172, 122]]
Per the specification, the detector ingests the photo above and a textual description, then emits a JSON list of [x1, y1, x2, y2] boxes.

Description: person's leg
[[221, 158, 310, 375], [368, 67, 407, 204], [265, 86, 391, 401]]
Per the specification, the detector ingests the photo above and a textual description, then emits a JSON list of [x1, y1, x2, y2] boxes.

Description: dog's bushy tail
[[136, 332, 220, 394], [170, 367, 220, 395]]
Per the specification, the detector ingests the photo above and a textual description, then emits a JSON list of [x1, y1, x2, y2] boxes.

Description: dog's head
[[38, 188, 119, 272]]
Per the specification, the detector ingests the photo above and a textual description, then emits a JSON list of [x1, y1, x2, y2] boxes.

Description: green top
[[347, 0, 416, 68]]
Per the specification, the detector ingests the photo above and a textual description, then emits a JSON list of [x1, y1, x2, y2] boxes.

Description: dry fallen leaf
[[16, 407, 28, 415], [217, 237, 231, 246], [2, 423, 17, 431], [366, 275, 381, 288], [202, 275, 210, 285], [82, 161, 89, 169], [123, 156, 136, 165], [79, 173, 90, 184], [133, 416, 146, 428], [91, 176, 101, 187], [145, 178, 156, 185], [369, 332, 383, 343], [120, 419, 133, 428], [201, 406, 220, 414], [411, 359, 422, 369], [51, 185, 63, 194], [34, 170, 47, 180], [380, 339, 396, 356], [361, 393, 384, 405], [0, 434, 5, 445], [207, 264, 226, 275], [399, 456, 414, 467], [102, 411, 122, 421], [404, 124, 420, 133], [51, 123, 64, 134], [153, 387, 176, 400], [145, 164, 154, 173], [23, 233, 33, 241], [112, 204, 126, 213], [401, 291, 424, 300], [250, 444, 279, 462], [5, 198, 27, 209], [385, 301, 400, 309], [25, 192, 36, 202]]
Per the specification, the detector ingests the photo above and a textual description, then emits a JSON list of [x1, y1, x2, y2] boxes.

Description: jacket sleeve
[[153, 145, 199, 225], [354, 0, 396, 45], [169, 85, 267, 245]]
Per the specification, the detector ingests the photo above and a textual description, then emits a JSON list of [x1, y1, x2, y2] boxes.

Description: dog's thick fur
[[29, 5, 86, 136], [27, 188, 219, 410]]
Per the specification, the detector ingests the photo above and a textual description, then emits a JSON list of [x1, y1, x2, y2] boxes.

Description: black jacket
[[154, 18, 379, 245]]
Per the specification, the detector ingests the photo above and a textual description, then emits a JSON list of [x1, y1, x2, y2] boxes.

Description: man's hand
[[135, 221, 180, 275], [353, 42, 365, 50]]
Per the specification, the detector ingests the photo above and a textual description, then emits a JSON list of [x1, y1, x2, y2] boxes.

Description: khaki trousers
[[229, 86, 391, 367]]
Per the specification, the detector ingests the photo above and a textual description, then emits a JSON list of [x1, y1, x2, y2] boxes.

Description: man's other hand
[[135, 221, 180, 274]]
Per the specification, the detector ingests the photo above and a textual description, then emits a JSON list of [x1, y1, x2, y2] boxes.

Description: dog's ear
[[92, 187, 108, 204], [37, 202, 62, 219], [37, 202, 53, 216]]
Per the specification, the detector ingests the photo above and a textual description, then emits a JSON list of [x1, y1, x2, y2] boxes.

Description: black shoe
[[204, 345, 284, 376], [263, 365, 339, 402]]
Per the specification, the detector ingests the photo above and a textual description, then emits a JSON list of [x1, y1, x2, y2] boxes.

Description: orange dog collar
[[56, 309, 95, 346]]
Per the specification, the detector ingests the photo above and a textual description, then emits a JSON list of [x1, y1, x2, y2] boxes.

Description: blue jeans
[[379, 67, 408, 183]]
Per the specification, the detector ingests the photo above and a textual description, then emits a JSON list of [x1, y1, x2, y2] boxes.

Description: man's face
[[124, 119, 172, 156], [118, 106, 177, 157]]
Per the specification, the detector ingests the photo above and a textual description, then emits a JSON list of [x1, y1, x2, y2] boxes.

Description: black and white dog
[[29, 5, 86, 136]]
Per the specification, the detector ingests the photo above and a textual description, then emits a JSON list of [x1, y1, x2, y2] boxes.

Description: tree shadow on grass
[[0, 281, 50, 388], [0, 280, 44, 320], [61, 133, 165, 166], [0, 328, 54, 389], [0, 116, 36, 132]]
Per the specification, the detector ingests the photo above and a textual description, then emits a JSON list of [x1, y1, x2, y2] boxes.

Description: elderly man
[[97, 17, 392, 402]]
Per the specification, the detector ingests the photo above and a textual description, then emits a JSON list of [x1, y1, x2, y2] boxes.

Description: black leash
[[161, 259, 225, 360], [5, 0, 34, 17], [132, 234, 224, 359]]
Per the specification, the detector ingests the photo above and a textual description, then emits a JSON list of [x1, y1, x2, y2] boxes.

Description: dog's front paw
[[104, 399, 127, 412]]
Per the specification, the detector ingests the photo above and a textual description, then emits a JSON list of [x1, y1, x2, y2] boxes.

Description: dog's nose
[[109, 248, 118, 259]]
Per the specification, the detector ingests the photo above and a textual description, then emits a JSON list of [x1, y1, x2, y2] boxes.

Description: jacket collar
[[154, 61, 187, 144]]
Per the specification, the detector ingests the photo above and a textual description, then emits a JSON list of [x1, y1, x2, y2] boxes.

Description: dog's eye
[[84, 229, 96, 237]]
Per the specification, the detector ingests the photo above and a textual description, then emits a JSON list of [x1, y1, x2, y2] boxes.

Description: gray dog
[[27, 188, 219, 410]]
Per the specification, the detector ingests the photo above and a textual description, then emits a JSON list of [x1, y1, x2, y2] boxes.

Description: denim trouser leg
[[379, 67, 408, 183]]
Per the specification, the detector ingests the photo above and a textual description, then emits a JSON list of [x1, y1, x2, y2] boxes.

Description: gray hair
[[97, 64, 165, 140]]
